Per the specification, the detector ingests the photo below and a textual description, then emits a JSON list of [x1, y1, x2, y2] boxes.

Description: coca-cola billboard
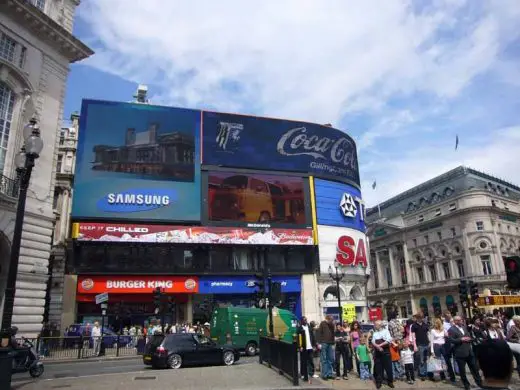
[[203, 112, 359, 185]]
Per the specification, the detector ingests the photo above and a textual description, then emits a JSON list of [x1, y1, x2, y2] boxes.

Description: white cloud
[[78, 1, 519, 122], [361, 126, 520, 207], [75, 0, 520, 205]]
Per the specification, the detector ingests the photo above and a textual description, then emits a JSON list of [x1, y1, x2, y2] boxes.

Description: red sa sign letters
[[336, 235, 368, 267]]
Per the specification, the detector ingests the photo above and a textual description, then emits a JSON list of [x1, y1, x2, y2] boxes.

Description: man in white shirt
[[91, 321, 102, 356], [298, 317, 317, 382], [372, 320, 394, 389]]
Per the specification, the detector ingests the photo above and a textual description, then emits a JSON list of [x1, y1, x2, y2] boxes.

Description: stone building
[[0, 1, 92, 336], [47, 112, 78, 328], [366, 166, 520, 319]]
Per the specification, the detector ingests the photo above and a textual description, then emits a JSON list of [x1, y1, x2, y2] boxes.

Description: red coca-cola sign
[[336, 235, 368, 267]]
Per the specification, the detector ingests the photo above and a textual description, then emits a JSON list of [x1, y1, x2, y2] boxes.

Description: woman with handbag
[[428, 318, 448, 381]]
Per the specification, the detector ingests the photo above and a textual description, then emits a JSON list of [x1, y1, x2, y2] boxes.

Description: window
[[372, 258, 379, 289], [457, 259, 465, 277], [481, 255, 492, 275], [52, 188, 60, 209], [32, 0, 46, 11], [412, 238, 417, 247], [231, 248, 254, 270], [451, 227, 456, 237], [417, 267, 424, 283], [0, 83, 15, 172], [424, 235, 429, 244], [479, 241, 487, 249], [476, 221, 484, 231], [442, 263, 451, 279], [0, 34, 16, 62], [437, 231, 442, 240], [59, 130, 65, 145], [455, 246, 461, 254], [399, 257, 407, 285], [385, 266, 393, 287], [435, 208, 441, 217], [429, 265, 437, 281], [449, 203, 457, 211], [19, 46, 26, 68], [400, 306, 407, 319], [418, 215, 424, 222], [56, 155, 63, 173]]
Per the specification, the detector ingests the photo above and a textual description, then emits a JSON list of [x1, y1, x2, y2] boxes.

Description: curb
[[43, 355, 141, 365]]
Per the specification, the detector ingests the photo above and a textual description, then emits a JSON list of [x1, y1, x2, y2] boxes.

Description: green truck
[[210, 307, 298, 356]]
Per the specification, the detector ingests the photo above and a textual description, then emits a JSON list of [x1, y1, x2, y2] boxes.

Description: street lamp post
[[328, 264, 345, 326], [0, 118, 44, 389]]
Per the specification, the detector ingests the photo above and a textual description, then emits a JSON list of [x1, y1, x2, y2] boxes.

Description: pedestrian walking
[[92, 321, 102, 356], [442, 311, 456, 383], [448, 316, 482, 390], [350, 321, 362, 375], [429, 318, 448, 381], [356, 334, 372, 381], [334, 323, 349, 380], [411, 313, 430, 380], [401, 341, 415, 384], [315, 315, 335, 381], [297, 316, 316, 383], [372, 320, 394, 389], [475, 339, 513, 390]]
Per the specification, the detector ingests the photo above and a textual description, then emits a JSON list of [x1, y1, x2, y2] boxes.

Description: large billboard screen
[[72, 100, 201, 222], [205, 171, 311, 228], [314, 178, 366, 232], [202, 111, 359, 185]]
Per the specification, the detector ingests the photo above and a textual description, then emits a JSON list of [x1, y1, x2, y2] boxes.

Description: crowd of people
[[297, 310, 519, 390]]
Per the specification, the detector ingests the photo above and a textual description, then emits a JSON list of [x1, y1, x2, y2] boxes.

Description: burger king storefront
[[76, 276, 199, 329]]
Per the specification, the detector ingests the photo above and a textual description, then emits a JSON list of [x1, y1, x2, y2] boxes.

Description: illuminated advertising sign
[[72, 222, 314, 245], [206, 171, 311, 228], [72, 100, 201, 222], [203, 111, 359, 185], [77, 275, 199, 294], [314, 179, 365, 232], [317, 225, 369, 275]]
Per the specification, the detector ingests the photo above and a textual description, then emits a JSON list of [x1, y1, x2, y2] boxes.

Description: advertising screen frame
[[202, 111, 360, 187], [201, 168, 313, 229], [72, 99, 202, 223]]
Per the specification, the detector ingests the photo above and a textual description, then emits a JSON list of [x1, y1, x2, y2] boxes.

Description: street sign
[[95, 292, 109, 305]]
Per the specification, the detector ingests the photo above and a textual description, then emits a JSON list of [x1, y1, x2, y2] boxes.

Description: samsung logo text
[[96, 188, 177, 213], [107, 193, 170, 206]]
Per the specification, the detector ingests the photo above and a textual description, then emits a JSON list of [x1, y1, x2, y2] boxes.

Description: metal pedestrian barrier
[[18, 335, 147, 361], [258, 336, 299, 386]]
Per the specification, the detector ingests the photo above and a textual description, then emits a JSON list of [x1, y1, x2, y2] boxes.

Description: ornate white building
[[0, 0, 92, 336], [366, 166, 520, 319]]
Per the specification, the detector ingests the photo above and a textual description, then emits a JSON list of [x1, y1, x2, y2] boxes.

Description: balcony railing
[[0, 174, 19, 198]]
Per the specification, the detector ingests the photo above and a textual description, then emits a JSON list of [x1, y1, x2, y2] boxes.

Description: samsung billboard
[[202, 112, 360, 186], [72, 100, 201, 222]]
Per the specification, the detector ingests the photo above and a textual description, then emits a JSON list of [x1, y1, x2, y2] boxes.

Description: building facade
[[47, 112, 79, 328], [0, 1, 92, 336], [62, 99, 368, 332], [366, 166, 520, 319]]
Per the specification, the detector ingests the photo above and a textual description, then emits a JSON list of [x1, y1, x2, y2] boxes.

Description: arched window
[[0, 83, 15, 173]]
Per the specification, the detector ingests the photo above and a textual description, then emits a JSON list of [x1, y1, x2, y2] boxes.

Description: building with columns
[[0, 1, 92, 336], [46, 112, 79, 328], [366, 166, 520, 319]]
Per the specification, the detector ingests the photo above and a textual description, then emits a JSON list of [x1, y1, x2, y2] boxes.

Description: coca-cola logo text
[[277, 127, 357, 170]]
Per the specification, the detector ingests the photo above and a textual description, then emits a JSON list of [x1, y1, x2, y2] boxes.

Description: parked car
[[65, 324, 132, 348], [143, 333, 239, 369]]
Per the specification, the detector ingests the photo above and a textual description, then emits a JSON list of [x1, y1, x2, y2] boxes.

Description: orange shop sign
[[77, 276, 199, 294]]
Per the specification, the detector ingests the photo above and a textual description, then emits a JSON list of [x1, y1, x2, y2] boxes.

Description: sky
[[64, 0, 520, 207]]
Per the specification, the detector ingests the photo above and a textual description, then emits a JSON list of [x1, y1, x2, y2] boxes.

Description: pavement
[[10, 357, 520, 390]]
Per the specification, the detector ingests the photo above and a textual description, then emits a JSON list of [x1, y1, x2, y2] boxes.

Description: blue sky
[[64, 0, 520, 207]]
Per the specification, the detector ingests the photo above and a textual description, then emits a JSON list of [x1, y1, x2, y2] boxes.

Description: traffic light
[[167, 296, 175, 313], [271, 282, 282, 304], [253, 274, 266, 297], [469, 281, 479, 307], [505, 256, 520, 289], [459, 280, 469, 307], [153, 287, 163, 313]]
